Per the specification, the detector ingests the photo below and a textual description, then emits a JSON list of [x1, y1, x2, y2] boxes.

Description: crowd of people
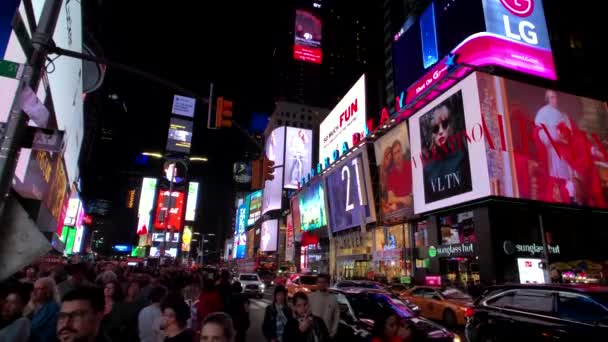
[[1, 262, 418, 341]]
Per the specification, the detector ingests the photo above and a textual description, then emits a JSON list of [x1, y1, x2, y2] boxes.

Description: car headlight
[[260, 284, 265, 289], [453, 335, 462, 342]]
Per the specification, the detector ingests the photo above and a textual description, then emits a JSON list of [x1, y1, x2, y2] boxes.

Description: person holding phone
[[282, 292, 329, 342]]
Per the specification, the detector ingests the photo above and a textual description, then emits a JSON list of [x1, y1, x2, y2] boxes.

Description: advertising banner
[[293, 9, 322, 64], [260, 219, 278, 252], [262, 127, 285, 214], [166, 117, 193, 154], [410, 71, 608, 214], [247, 190, 262, 226], [42, 157, 69, 231], [409, 73, 490, 213], [234, 204, 248, 259], [64, 198, 81, 226], [137, 178, 157, 235], [153, 191, 185, 231], [325, 149, 376, 233], [185, 182, 199, 221], [233, 162, 252, 184], [319, 75, 367, 165], [373, 121, 414, 222], [298, 180, 327, 232], [182, 226, 192, 252], [284, 127, 313, 189], [152, 233, 179, 243], [286, 214, 294, 261]]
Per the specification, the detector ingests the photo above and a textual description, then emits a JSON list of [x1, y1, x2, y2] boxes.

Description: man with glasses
[[56, 287, 109, 342]]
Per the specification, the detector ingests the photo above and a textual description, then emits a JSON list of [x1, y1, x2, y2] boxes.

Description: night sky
[[83, 1, 278, 248]]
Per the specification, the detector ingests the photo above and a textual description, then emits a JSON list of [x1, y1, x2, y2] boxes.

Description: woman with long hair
[[103, 280, 124, 316], [371, 310, 405, 342], [262, 285, 292, 342]]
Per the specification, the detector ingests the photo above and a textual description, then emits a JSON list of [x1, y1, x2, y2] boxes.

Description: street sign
[[172, 95, 196, 118], [0, 60, 24, 80]]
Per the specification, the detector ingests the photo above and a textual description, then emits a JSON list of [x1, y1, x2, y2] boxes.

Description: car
[[331, 288, 458, 342], [236, 273, 265, 298], [334, 280, 387, 291], [387, 283, 412, 297], [402, 286, 472, 327], [465, 284, 608, 342], [286, 273, 318, 298], [333, 286, 421, 315]]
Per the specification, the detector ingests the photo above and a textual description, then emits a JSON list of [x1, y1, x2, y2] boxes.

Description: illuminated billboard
[[152, 233, 179, 243], [393, 0, 556, 109], [153, 191, 185, 231], [409, 72, 608, 214], [247, 190, 262, 226], [298, 181, 327, 232], [64, 198, 81, 226], [319, 75, 367, 165], [293, 9, 322, 64], [166, 117, 193, 154], [285, 127, 313, 189], [325, 149, 376, 233], [262, 127, 285, 214], [150, 247, 177, 258], [185, 182, 199, 221], [373, 121, 414, 222], [182, 226, 192, 252], [286, 214, 294, 261], [260, 220, 278, 252], [233, 203, 248, 259], [137, 178, 157, 235]]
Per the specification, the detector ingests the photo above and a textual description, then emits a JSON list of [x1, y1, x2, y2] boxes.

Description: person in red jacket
[[196, 277, 223, 322]]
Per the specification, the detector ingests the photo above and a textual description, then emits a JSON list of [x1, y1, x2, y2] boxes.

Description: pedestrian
[[26, 277, 60, 342], [0, 284, 31, 342], [197, 277, 223, 322], [57, 264, 92, 298], [216, 269, 232, 308], [262, 285, 292, 342], [102, 280, 123, 317], [182, 280, 201, 331], [371, 310, 403, 342], [226, 281, 249, 342], [139, 286, 167, 342], [160, 296, 195, 342], [308, 274, 339, 339], [200, 312, 235, 342], [56, 286, 110, 342], [283, 292, 330, 342]]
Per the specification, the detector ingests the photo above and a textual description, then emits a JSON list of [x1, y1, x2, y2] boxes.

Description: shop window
[[557, 292, 608, 323], [439, 211, 476, 244], [414, 221, 429, 247]]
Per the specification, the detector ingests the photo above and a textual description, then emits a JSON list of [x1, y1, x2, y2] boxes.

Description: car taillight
[[464, 307, 475, 318]]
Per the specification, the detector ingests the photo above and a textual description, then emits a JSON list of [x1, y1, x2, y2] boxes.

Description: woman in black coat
[[262, 285, 293, 342]]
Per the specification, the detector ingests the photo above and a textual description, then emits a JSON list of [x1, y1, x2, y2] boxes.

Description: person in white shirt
[[138, 286, 166, 342], [308, 274, 340, 339]]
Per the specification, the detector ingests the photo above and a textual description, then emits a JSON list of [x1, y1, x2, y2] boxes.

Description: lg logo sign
[[500, 0, 534, 17], [500, 0, 538, 45]]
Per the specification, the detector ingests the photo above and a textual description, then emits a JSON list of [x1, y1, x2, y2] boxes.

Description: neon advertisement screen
[[137, 178, 157, 235], [324, 149, 376, 233], [260, 219, 278, 252], [247, 190, 262, 226], [234, 203, 248, 259], [284, 127, 313, 189], [166, 117, 193, 154], [262, 127, 285, 214], [185, 182, 199, 221], [298, 181, 327, 232], [153, 191, 185, 231], [373, 121, 414, 223], [293, 9, 322, 64]]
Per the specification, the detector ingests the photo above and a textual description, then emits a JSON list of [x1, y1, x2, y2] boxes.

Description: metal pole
[[207, 83, 214, 129], [0, 0, 63, 219]]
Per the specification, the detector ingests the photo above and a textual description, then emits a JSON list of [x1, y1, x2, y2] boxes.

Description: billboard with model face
[[298, 180, 327, 232], [410, 72, 608, 214], [374, 121, 414, 223], [325, 149, 376, 233], [262, 127, 285, 214], [284, 127, 313, 189], [293, 9, 322, 64]]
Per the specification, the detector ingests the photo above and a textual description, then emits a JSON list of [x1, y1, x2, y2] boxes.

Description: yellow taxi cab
[[401, 286, 473, 327], [286, 273, 318, 298]]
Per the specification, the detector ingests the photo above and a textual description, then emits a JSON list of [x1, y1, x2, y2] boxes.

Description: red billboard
[[153, 190, 185, 231], [293, 9, 322, 64]]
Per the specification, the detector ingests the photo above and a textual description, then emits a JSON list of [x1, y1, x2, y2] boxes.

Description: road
[[246, 287, 274, 341]]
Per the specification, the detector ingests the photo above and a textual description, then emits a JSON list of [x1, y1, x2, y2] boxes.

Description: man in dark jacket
[[227, 282, 249, 342], [262, 285, 292, 342], [283, 292, 329, 342]]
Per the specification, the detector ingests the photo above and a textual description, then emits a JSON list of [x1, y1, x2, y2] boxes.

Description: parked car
[[402, 286, 472, 327], [331, 288, 457, 342], [236, 273, 265, 298], [333, 286, 421, 315], [465, 284, 608, 342], [286, 273, 318, 298]]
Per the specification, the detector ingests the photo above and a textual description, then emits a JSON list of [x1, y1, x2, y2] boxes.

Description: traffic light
[[251, 156, 275, 190], [215, 97, 233, 128], [262, 156, 275, 181]]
